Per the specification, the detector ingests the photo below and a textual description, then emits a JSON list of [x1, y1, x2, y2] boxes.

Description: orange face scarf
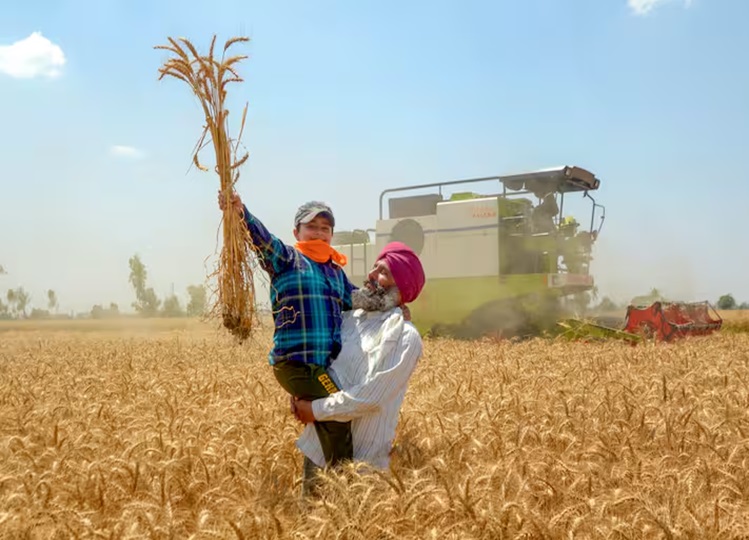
[[295, 239, 348, 267]]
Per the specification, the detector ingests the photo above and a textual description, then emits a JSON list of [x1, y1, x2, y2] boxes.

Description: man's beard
[[351, 281, 400, 312]]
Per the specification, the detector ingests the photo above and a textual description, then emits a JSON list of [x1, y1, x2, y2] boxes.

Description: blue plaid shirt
[[243, 205, 356, 367]]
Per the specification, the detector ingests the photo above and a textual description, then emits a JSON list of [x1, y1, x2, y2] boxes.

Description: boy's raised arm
[[241, 205, 297, 275], [219, 191, 295, 276]]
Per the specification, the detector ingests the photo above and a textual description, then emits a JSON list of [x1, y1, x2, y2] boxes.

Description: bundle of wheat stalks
[[155, 35, 256, 341]]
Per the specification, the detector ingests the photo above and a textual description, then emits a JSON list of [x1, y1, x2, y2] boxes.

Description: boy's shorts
[[273, 360, 353, 467]]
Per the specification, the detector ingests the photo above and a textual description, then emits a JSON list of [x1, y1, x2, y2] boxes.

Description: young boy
[[219, 191, 356, 468]]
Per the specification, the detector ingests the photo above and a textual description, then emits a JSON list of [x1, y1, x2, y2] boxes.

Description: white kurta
[[295, 307, 423, 470]]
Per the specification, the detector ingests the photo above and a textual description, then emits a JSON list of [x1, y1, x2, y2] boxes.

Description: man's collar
[[352, 306, 401, 320]]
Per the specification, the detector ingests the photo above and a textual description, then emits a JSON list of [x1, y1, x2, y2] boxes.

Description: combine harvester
[[332, 165, 721, 343]]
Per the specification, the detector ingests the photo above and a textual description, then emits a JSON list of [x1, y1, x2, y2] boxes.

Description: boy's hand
[[218, 190, 243, 215]]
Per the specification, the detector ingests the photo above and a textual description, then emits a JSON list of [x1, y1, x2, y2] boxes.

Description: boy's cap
[[295, 201, 335, 228]]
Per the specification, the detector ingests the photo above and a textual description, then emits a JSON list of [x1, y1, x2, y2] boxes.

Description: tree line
[[0, 256, 209, 320], [125, 254, 208, 319], [593, 288, 749, 312], [3, 260, 747, 319]]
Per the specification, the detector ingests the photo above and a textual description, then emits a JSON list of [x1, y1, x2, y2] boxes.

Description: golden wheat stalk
[[154, 35, 256, 341]]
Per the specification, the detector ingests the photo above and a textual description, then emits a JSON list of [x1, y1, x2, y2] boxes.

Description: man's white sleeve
[[311, 329, 422, 422]]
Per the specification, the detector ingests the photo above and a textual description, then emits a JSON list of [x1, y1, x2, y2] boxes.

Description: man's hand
[[218, 190, 243, 215], [292, 398, 316, 424]]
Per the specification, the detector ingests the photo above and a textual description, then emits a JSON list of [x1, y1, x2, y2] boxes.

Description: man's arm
[[310, 328, 422, 423]]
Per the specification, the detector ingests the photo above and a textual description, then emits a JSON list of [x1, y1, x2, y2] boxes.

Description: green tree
[[6, 289, 16, 318], [16, 288, 30, 318], [186, 284, 207, 317], [47, 289, 58, 313], [91, 302, 121, 319], [161, 294, 184, 318], [140, 288, 161, 317], [6, 287, 30, 318], [30, 308, 50, 319], [717, 294, 737, 310], [129, 255, 161, 316], [129, 255, 147, 300]]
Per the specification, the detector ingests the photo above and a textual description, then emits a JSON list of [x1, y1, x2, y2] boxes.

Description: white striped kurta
[[295, 307, 423, 470]]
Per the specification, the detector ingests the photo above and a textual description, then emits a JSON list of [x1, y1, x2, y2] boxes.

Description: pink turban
[[377, 242, 426, 304]]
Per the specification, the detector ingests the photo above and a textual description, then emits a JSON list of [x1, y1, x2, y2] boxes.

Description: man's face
[[293, 215, 333, 244], [351, 259, 401, 311], [366, 259, 397, 291]]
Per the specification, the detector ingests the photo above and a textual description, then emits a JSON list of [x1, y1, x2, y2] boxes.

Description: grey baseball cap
[[294, 201, 335, 228]]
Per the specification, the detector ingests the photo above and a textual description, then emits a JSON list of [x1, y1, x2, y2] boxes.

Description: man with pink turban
[[374, 241, 426, 305], [291, 241, 426, 496]]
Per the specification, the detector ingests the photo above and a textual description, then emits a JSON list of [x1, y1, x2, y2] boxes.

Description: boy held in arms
[[219, 191, 356, 468]]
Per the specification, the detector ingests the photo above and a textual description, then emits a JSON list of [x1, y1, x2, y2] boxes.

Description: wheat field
[[1, 318, 749, 539]]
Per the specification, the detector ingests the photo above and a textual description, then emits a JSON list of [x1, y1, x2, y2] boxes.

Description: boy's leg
[[312, 416, 353, 468], [301, 455, 323, 498], [273, 360, 353, 467]]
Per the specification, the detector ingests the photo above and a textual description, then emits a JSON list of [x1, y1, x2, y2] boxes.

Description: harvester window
[[531, 194, 559, 234]]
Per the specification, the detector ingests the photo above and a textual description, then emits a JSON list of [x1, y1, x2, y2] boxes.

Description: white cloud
[[628, 0, 692, 15], [0, 32, 65, 79], [109, 145, 144, 159]]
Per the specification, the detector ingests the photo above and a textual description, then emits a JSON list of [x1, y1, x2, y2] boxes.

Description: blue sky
[[1, 0, 747, 314]]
